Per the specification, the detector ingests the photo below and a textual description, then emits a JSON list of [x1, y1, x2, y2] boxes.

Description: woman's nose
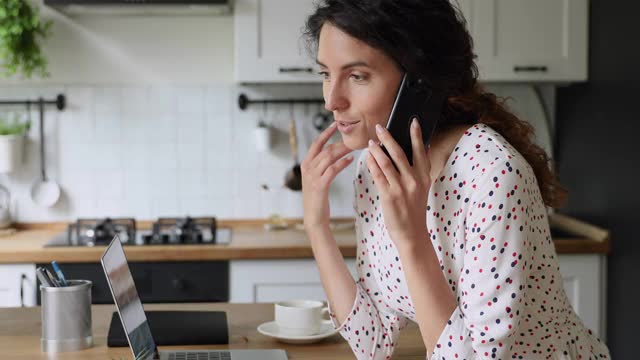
[[324, 82, 348, 112]]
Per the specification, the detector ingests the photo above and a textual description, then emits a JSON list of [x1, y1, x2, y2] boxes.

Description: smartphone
[[381, 73, 445, 168]]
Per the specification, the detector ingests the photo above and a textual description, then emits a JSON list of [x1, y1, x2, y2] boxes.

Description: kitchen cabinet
[[0, 254, 606, 341], [471, 0, 588, 82], [234, 0, 588, 83], [0, 264, 37, 307], [230, 258, 357, 303], [234, 0, 319, 83], [559, 254, 607, 341]]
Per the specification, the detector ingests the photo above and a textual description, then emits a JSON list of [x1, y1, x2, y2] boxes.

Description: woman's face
[[317, 22, 403, 150]]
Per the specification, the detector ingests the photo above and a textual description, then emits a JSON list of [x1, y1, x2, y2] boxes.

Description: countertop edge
[[0, 215, 611, 264]]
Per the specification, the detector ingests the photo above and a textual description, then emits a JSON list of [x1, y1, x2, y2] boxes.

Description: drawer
[[36, 261, 229, 304]]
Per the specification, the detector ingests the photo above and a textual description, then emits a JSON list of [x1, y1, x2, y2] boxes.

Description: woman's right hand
[[302, 122, 354, 232]]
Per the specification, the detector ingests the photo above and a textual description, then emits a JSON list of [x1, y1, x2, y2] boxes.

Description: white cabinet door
[[230, 258, 357, 303], [453, 0, 474, 30], [558, 254, 606, 341], [0, 264, 37, 307], [235, 0, 319, 83], [472, 0, 588, 82], [235, 0, 587, 83]]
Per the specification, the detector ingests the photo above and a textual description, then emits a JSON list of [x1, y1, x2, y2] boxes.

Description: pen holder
[[41, 280, 93, 353]]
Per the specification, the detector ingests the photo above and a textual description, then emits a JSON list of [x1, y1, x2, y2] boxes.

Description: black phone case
[[382, 73, 445, 167]]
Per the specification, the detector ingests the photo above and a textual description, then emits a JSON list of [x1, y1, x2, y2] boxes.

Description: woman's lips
[[337, 121, 360, 134]]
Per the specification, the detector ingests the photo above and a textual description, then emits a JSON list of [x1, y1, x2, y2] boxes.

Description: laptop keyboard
[[168, 351, 232, 360]]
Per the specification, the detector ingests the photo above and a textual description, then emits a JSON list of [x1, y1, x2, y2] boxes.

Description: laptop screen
[[101, 236, 158, 360]]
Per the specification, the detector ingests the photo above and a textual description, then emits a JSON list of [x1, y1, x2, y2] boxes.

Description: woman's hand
[[302, 122, 354, 232], [366, 118, 432, 249]]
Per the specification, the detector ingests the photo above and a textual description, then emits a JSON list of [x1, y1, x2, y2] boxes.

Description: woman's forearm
[[307, 226, 357, 325], [397, 236, 457, 354]]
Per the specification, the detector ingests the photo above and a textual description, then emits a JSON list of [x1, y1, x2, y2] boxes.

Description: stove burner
[[143, 217, 217, 245], [68, 218, 136, 246]]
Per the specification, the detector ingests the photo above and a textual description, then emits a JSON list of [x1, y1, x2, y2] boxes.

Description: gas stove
[[46, 216, 231, 247]]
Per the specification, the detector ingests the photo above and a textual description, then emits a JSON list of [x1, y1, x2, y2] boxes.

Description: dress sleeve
[[431, 159, 532, 359], [328, 281, 409, 360], [326, 169, 410, 360]]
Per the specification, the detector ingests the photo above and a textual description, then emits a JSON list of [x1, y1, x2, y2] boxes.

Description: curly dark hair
[[303, 0, 567, 208]]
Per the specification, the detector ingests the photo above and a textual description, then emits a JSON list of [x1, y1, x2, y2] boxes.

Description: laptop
[[101, 235, 288, 360]]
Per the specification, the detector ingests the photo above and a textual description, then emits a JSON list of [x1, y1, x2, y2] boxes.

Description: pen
[[36, 267, 53, 287], [44, 267, 61, 287], [51, 261, 67, 286]]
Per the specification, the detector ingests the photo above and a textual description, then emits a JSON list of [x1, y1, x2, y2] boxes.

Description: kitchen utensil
[[284, 114, 302, 191], [30, 98, 61, 208], [255, 103, 272, 152], [312, 110, 333, 131], [254, 122, 271, 152], [0, 184, 11, 229]]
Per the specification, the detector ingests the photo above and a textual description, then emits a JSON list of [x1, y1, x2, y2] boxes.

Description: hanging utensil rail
[[0, 94, 66, 110], [238, 93, 323, 111]]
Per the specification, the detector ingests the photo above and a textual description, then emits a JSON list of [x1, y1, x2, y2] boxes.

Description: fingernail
[[368, 139, 375, 147], [375, 124, 383, 134], [346, 155, 354, 161], [330, 121, 336, 127], [411, 118, 419, 130]]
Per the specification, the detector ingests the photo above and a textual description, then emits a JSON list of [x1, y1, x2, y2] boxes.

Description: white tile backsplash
[[1, 84, 357, 222], [177, 169, 207, 198]]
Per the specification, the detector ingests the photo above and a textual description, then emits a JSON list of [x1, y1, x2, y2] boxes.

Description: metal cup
[[41, 279, 93, 353]]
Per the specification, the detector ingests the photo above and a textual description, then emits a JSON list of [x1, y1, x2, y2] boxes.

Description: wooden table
[[0, 302, 426, 359]]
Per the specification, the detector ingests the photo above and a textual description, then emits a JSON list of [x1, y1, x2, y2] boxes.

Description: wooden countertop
[[0, 214, 610, 264], [0, 302, 426, 359]]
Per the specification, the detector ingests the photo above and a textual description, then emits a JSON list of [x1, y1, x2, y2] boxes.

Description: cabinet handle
[[279, 67, 314, 73], [20, 274, 27, 307], [513, 65, 548, 73]]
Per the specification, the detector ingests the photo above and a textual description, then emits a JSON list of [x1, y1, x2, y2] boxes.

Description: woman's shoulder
[[450, 123, 535, 187]]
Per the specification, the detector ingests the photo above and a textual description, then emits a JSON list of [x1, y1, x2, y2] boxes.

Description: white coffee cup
[[274, 300, 332, 336]]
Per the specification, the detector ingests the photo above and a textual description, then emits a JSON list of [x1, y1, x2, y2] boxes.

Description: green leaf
[[0, 0, 51, 79]]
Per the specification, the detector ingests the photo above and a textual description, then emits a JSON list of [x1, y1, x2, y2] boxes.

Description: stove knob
[[171, 278, 186, 290]]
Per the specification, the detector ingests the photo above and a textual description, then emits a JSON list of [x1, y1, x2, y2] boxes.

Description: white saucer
[[257, 321, 339, 344]]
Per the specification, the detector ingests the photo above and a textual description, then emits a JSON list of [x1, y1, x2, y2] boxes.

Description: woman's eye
[[350, 74, 367, 81], [317, 71, 329, 79]]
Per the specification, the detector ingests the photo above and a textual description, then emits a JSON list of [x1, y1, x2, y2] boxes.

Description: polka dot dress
[[327, 124, 611, 360]]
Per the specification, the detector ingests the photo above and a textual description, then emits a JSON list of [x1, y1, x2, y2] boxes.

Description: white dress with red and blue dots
[[328, 123, 610, 360]]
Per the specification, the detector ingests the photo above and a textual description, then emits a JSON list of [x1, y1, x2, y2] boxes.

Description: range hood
[[44, 0, 232, 16]]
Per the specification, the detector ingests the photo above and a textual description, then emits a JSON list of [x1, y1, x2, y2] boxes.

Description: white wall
[[0, 9, 553, 222], [0, 83, 359, 222]]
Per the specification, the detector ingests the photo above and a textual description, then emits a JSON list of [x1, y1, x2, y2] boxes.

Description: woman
[[300, 0, 611, 359]]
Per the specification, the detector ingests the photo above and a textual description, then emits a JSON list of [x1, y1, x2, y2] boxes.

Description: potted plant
[[0, 112, 29, 173], [0, 0, 52, 79]]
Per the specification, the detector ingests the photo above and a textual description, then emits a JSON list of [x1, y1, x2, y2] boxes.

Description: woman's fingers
[[315, 142, 353, 176], [307, 121, 337, 159], [374, 124, 412, 176], [409, 118, 431, 180], [320, 154, 355, 186], [366, 150, 390, 190], [367, 139, 399, 189]]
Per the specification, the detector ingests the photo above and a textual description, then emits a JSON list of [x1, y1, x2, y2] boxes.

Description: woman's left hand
[[366, 118, 432, 250]]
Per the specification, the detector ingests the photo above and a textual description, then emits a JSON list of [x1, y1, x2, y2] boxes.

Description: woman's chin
[[341, 135, 368, 150]]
